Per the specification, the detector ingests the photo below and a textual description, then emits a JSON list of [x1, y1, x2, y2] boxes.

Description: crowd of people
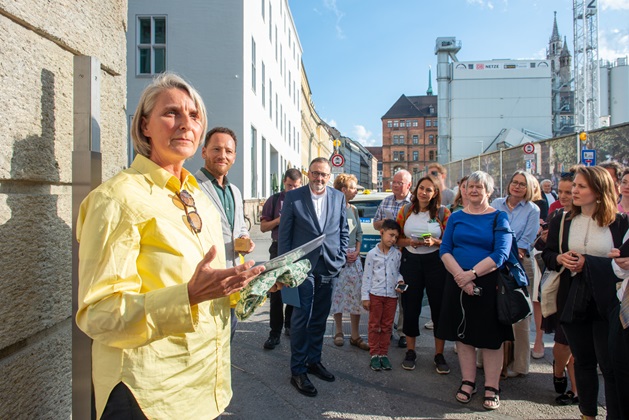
[[261, 161, 629, 417], [76, 73, 628, 418]]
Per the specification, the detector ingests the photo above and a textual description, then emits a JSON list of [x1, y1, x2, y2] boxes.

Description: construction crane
[[573, 0, 599, 132]]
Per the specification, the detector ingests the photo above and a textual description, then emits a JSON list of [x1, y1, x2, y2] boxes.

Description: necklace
[[506, 197, 519, 211], [466, 205, 489, 215], [583, 215, 592, 254]]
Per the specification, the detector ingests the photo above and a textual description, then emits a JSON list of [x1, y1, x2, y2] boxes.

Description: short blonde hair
[[333, 173, 357, 191], [131, 73, 207, 158]]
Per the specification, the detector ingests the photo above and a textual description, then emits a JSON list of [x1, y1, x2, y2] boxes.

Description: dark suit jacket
[[278, 185, 349, 278]]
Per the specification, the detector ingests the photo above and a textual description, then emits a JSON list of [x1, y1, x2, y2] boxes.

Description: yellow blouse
[[76, 155, 231, 419]]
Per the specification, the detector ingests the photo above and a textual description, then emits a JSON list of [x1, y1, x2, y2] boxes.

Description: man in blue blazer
[[279, 157, 349, 397]]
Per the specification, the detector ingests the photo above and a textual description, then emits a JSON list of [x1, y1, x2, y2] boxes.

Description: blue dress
[[436, 210, 515, 349]]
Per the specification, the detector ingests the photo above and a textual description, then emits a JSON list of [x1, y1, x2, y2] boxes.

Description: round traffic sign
[[331, 153, 345, 167], [522, 142, 535, 154]]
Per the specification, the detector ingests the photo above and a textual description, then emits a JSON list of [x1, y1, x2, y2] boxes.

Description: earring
[[596, 200, 601, 204]]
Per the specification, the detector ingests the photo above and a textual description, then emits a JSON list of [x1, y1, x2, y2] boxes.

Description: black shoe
[[263, 336, 280, 350], [434, 353, 451, 374], [398, 336, 407, 348], [402, 349, 417, 370], [307, 362, 335, 382], [290, 373, 317, 397], [284, 327, 291, 337], [555, 390, 578, 405]]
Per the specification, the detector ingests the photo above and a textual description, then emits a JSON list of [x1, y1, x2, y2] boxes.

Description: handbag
[[493, 211, 533, 325], [540, 212, 566, 317]]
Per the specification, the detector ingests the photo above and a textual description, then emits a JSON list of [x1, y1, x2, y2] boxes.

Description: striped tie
[[621, 286, 629, 330]]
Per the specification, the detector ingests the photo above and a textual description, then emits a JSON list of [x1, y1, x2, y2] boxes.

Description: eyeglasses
[[510, 181, 527, 188], [310, 171, 330, 178], [430, 171, 440, 177], [175, 190, 203, 233], [391, 181, 406, 186]]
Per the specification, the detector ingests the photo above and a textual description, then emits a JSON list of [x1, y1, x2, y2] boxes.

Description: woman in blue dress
[[437, 171, 513, 411]]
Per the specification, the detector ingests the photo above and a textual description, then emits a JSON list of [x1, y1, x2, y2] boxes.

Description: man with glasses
[[373, 169, 413, 347], [197, 127, 255, 339], [279, 157, 349, 397], [427, 163, 455, 207]]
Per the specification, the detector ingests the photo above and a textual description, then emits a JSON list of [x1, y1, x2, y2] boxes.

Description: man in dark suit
[[279, 157, 349, 397]]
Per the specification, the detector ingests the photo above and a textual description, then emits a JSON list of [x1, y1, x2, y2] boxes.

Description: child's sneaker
[[380, 355, 392, 370], [370, 355, 382, 371], [402, 349, 417, 370]]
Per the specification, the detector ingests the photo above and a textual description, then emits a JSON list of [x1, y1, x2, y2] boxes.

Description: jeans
[[290, 273, 334, 375]]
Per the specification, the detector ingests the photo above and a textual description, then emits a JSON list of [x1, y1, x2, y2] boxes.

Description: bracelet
[[471, 269, 478, 278]]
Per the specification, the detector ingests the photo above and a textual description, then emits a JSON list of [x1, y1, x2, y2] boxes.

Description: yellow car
[[349, 192, 393, 257]]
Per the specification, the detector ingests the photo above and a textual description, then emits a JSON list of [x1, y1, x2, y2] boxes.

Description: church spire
[[426, 66, 433, 96], [550, 11, 560, 42]]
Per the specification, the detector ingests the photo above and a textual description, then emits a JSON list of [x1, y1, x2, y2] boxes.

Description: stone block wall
[[0, 1, 128, 417]]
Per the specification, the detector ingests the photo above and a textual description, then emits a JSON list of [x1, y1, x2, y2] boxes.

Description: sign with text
[[581, 149, 596, 166]]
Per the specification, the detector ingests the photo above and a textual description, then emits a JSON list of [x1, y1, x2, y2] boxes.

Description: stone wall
[[0, 1, 128, 417]]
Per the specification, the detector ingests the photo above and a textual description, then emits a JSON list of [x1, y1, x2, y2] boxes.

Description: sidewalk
[[229, 225, 605, 419]]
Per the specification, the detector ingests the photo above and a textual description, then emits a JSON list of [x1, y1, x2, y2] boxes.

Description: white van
[[349, 191, 392, 257]]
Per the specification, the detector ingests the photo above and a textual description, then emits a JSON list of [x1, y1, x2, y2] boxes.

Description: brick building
[[381, 94, 438, 190]]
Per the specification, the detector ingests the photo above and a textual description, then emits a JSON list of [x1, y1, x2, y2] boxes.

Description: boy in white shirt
[[361, 219, 405, 371]]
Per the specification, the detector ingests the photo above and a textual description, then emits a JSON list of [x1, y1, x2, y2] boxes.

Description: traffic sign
[[522, 142, 535, 154], [333, 139, 341, 148], [331, 153, 345, 167], [581, 149, 596, 167]]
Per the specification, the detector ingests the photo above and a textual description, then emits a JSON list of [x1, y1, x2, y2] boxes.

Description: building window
[[393, 151, 399, 161], [399, 120, 405, 127], [412, 135, 419, 144], [387, 121, 392, 128], [269, 80, 272, 118], [261, 0, 265, 19], [426, 119, 431, 127], [399, 151, 405, 161], [412, 120, 418, 127], [399, 135, 404, 144], [429, 150, 435, 161], [393, 135, 398, 145], [261, 62, 266, 107], [413, 151, 419, 161], [413, 167, 418, 173], [406, 120, 411, 127], [137, 16, 166, 75], [251, 126, 258, 197], [269, 4, 272, 41], [393, 121, 399, 128], [429, 135, 434, 144], [251, 37, 256, 92], [434, 119, 438, 127]]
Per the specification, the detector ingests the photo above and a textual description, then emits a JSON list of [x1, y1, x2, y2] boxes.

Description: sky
[[288, 0, 629, 147]]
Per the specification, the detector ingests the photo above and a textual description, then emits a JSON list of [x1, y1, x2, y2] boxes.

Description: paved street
[[225, 224, 606, 419]]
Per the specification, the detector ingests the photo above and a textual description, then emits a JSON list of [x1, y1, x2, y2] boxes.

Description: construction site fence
[[413, 122, 629, 198]]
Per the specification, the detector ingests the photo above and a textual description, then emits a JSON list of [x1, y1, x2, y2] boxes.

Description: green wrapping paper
[[235, 259, 311, 320]]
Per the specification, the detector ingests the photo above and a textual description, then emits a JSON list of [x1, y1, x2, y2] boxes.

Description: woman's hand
[[453, 270, 475, 289], [346, 248, 360, 264], [461, 282, 476, 296], [187, 246, 265, 306], [362, 300, 370, 311], [424, 236, 439, 247], [558, 251, 583, 272], [609, 248, 629, 270]]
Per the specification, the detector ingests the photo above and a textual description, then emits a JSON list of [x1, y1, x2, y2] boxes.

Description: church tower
[[547, 12, 575, 136]]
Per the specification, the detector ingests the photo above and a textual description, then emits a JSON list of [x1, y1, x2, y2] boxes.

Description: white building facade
[[448, 60, 552, 161], [127, 0, 302, 198]]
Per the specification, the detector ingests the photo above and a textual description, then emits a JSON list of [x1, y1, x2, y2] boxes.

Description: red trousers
[[367, 293, 398, 356]]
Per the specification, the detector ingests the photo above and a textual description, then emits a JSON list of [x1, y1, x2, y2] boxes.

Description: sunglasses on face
[[175, 190, 202, 233]]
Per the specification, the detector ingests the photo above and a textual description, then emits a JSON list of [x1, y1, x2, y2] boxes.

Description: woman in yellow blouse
[[76, 73, 264, 419]]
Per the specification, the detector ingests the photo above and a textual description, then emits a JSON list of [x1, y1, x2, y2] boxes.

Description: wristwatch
[[471, 269, 478, 278]]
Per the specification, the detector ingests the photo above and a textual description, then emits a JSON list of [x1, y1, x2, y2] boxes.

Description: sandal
[[334, 332, 344, 346], [455, 380, 477, 404], [555, 390, 578, 405], [349, 336, 369, 351], [483, 386, 501, 410]]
